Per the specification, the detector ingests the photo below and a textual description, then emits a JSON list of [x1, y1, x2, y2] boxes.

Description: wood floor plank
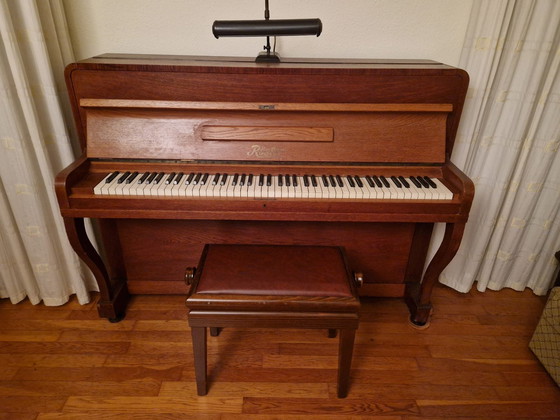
[[13, 366, 183, 382], [0, 330, 61, 341], [38, 414, 221, 420], [416, 400, 560, 418], [0, 341, 129, 354], [160, 381, 329, 398], [62, 396, 243, 414], [0, 395, 66, 413], [263, 354, 419, 371], [0, 353, 108, 367], [0, 379, 160, 397], [242, 397, 419, 416]]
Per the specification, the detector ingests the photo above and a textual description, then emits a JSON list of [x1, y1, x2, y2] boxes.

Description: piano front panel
[[116, 219, 416, 297], [84, 102, 448, 163]]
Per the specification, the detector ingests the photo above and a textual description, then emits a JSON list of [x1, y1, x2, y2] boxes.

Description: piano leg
[[63, 217, 130, 322], [405, 222, 466, 327]]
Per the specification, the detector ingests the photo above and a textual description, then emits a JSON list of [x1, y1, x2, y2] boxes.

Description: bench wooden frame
[[185, 244, 361, 398]]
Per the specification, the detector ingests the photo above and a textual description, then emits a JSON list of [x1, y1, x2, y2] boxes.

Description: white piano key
[[433, 179, 453, 200], [94, 173, 115, 195]]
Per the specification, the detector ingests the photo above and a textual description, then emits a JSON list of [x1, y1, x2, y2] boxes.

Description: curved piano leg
[[406, 222, 466, 328], [63, 217, 129, 322]]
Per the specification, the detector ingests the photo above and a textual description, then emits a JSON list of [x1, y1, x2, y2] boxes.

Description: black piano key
[[410, 176, 422, 188], [278, 175, 283, 187], [391, 176, 402, 188], [346, 175, 355, 188], [266, 174, 272, 187], [424, 176, 438, 188], [200, 173, 209, 185], [238, 174, 245, 186], [292, 175, 298, 187], [153, 172, 164, 184], [185, 172, 195, 185], [146, 172, 157, 184], [365, 175, 374, 188], [285, 174, 291, 187], [117, 171, 131, 184], [174, 172, 184, 184], [126, 172, 139, 184], [322, 175, 329, 187], [372, 176, 383, 188], [379, 176, 390, 188], [335, 175, 344, 187], [328, 175, 336, 187], [247, 174, 253, 186], [138, 172, 150, 184], [193, 173, 202, 185], [212, 173, 220, 185], [259, 174, 264, 186], [354, 175, 363, 188], [165, 172, 176, 184], [311, 175, 318, 187], [106, 171, 120, 183], [418, 176, 430, 188], [220, 174, 228, 185], [303, 175, 310, 187], [232, 173, 239, 186], [398, 176, 410, 188]]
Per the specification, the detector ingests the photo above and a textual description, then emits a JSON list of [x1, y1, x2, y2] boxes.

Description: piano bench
[[185, 244, 361, 398]]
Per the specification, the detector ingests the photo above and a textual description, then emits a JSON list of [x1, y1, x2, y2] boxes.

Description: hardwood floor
[[0, 284, 558, 419]]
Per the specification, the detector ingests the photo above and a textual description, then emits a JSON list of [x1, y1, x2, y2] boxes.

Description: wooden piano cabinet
[[56, 54, 474, 326]]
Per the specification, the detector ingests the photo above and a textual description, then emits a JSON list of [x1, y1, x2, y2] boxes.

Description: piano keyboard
[[93, 171, 453, 200]]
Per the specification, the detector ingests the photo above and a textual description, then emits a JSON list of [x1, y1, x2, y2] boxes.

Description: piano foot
[[109, 315, 125, 323], [405, 222, 465, 329], [96, 279, 130, 322], [408, 307, 434, 330]]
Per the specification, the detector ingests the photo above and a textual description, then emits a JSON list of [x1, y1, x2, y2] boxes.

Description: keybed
[[93, 171, 454, 200]]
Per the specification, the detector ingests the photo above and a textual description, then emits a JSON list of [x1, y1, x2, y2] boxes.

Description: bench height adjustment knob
[[185, 267, 196, 285]]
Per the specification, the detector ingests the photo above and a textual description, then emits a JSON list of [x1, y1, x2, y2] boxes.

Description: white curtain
[[0, 0, 96, 305], [440, 0, 560, 295]]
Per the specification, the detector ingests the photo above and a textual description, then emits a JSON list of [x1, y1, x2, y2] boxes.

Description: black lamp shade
[[213, 18, 322, 38]]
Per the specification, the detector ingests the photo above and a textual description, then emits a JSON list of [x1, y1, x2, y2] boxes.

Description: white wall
[[63, 0, 472, 66]]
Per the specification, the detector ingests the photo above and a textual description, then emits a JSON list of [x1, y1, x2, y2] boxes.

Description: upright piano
[[56, 54, 474, 326]]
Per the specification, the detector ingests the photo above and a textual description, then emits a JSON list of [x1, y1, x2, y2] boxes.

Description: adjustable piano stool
[[185, 244, 361, 398]]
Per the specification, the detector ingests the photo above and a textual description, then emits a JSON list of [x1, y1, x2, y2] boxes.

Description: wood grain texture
[[0, 284, 558, 418]]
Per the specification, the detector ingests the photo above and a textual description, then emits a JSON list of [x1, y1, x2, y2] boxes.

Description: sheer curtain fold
[[0, 0, 96, 305], [441, 0, 560, 295]]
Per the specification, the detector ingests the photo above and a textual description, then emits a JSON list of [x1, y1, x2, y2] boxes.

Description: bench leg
[[191, 327, 207, 396], [209, 327, 222, 337], [337, 328, 356, 398]]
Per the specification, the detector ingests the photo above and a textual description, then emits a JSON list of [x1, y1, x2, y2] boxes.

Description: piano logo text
[[247, 145, 282, 159]]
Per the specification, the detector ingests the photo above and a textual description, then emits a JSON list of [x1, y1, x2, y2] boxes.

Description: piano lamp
[[212, 0, 322, 63]]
